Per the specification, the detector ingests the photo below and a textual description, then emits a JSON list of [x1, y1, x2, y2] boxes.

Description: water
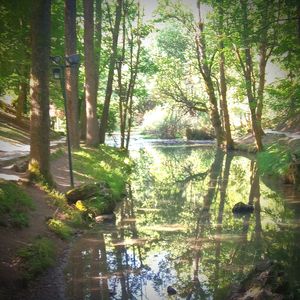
[[65, 140, 300, 299]]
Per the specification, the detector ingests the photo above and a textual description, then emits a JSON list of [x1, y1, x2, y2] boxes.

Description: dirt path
[[0, 154, 81, 300]]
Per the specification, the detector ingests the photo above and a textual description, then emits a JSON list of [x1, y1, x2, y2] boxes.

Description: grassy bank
[[0, 145, 132, 285]]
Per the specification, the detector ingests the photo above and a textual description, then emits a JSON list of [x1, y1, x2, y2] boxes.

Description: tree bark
[[218, 1, 234, 150], [239, 0, 263, 151], [84, 0, 100, 147], [29, 0, 52, 182], [16, 80, 28, 120], [65, 0, 80, 148], [99, 0, 123, 144], [195, 3, 224, 147]]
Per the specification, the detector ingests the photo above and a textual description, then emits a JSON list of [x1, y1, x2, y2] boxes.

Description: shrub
[[18, 237, 55, 280], [186, 128, 214, 140], [47, 218, 73, 240], [257, 143, 292, 177], [0, 180, 34, 228]]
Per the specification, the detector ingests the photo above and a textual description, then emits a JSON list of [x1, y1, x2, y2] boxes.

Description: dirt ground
[[0, 154, 81, 300]]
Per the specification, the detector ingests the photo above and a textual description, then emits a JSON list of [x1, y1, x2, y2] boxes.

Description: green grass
[[18, 236, 55, 280], [0, 180, 34, 228], [257, 143, 292, 177], [47, 218, 73, 240], [73, 145, 132, 199]]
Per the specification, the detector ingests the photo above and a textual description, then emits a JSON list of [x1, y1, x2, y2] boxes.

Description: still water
[[66, 140, 300, 299]]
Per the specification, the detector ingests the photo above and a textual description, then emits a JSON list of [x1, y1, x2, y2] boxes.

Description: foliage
[[18, 237, 55, 281], [186, 128, 214, 140], [0, 180, 34, 228], [257, 143, 292, 177], [47, 218, 73, 240], [73, 145, 132, 199]]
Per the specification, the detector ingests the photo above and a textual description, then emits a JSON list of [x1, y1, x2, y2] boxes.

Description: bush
[[18, 237, 55, 280], [0, 180, 34, 228], [47, 219, 73, 240], [186, 128, 214, 140], [257, 143, 292, 177]]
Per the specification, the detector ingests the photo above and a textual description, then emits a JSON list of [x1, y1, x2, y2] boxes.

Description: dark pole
[[60, 65, 74, 187]]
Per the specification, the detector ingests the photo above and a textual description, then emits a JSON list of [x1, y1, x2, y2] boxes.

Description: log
[[65, 182, 111, 204]]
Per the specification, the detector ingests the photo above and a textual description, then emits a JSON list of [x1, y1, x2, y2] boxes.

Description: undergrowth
[[47, 218, 73, 240], [18, 236, 55, 280], [73, 145, 132, 199], [0, 180, 34, 228], [257, 143, 292, 177]]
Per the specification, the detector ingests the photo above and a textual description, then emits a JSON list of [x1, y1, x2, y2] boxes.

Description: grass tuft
[[18, 237, 55, 280], [0, 180, 34, 228]]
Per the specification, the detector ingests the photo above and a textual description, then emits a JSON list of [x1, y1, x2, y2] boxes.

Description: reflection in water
[[66, 144, 300, 299]]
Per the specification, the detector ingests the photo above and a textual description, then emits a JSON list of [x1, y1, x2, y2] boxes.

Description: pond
[[65, 140, 300, 299]]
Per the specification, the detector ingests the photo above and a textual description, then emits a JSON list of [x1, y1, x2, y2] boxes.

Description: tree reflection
[[66, 145, 300, 299]]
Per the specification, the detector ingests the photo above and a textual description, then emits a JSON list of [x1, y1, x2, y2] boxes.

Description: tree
[[99, 0, 123, 144], [65, 0, 80, 148], [28, 0, 52, 182], [216, 0, 234, 150], [83, 0, 100, 146], [156, 0, 225, 147]]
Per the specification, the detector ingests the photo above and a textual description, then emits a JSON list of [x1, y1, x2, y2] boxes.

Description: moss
[[18, 237, 55, 281], [0, 180, 34, 228]]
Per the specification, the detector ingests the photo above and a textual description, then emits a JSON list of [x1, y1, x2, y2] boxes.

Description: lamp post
[[50, 54, 80, 188]]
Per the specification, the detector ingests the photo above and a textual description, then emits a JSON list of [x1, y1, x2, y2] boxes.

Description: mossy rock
[[65, 182, 111, 204]]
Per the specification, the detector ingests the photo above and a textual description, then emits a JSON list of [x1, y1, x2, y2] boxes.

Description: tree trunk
[[79, 91, 86, 140], [65, 0, 80, 149], [99, 0, 123, 144], [256, 43, 267, 136], [218, 1, 234, 150], [240, 0, 263, 151], [84, 0, 99, 147], [195, 3, 224, 147], [28, 0, 52, 182], [16, 81, 28, 120]]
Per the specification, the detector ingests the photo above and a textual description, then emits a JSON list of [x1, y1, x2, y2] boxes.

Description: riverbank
[[0, 145, 131, 299], [235, 131, 300, 184]]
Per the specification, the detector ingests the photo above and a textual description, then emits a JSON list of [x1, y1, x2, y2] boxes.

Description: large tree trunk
[[239, 0, 263, 151], [99, 0, 123, 144], [218, 1, 234, 150], [65, 0, 80, 148], [28, 0, 52, 182], [83, 0, 99, 147]]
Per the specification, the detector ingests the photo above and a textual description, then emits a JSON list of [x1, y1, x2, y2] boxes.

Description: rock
[[12, 159, 28, 173], [232, 202, 254, 214], [288, 138, 300, 154], [226, 260, 291, 300], [95, 214, 116, 223], [65, 182, 111, 204], [167, 286, 177, 295]]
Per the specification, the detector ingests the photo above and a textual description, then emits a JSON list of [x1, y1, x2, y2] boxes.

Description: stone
[[167, 286, 177, 295], [232, 202, 254, 214]]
